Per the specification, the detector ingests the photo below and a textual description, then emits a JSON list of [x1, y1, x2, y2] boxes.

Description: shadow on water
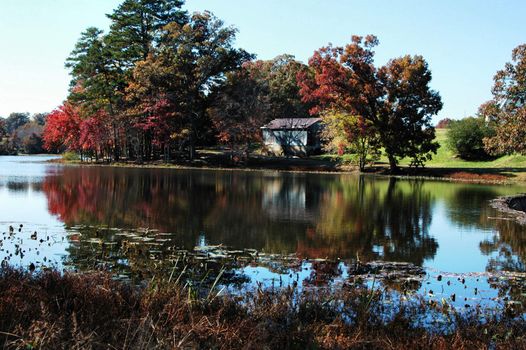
[[40, 168, 439, 265]]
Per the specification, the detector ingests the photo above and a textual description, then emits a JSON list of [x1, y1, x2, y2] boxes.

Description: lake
[[1, 155, 525, 305]]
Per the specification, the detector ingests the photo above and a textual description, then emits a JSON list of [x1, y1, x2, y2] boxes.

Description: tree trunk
[[188, 143, 195, 161], [359, 155, 366, 172], [112, 123, 119, 162], [387, 154, 398, 173]]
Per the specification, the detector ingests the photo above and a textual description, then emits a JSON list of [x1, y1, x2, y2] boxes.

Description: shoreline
[[48, 156, 526, 185]]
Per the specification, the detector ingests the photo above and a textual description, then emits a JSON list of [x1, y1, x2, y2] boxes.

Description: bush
[[62, 151, 80, 161], [446, 117, 495, 160]]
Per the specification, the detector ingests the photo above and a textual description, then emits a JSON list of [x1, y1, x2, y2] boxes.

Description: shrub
[[62, 151, 80, 161], [446, 117, 495, 160]]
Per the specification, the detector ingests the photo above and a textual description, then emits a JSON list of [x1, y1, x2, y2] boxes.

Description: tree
[[208, 68, 269, 158], [298, 35, 442, 171], [78, 110, 112, 160], [446, 117, 494, 160], [126, 11, 251, 159], [14, 122, 45, 154], [106, 0, 187, 66], [43, 103, 82, 153], [247, 55, 312, 118], [22, 133, 44, 154], [436, 118, 452, 129], [320, 111, 380, 171], [64, 1, 189, 162], [5, 112, 30, 134], [32, 113, 48, 126], [378, 55, 442, 168], [0, 118, 7, 139], [208, 55, 311, 157], [482, 44, 526, 155], [66, 27, 125, 160], [106, 0, 188, 161]]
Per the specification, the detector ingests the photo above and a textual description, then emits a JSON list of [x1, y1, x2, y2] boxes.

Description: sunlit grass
[[398, 129, 526, 168], [316, 128, 526, 171]]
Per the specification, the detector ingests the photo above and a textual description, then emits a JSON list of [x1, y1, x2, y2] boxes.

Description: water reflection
[[40, 168, 440, 264], [308, 177, 437, 264], [3, 156, 526, 305], [445, 186, 500, 229]]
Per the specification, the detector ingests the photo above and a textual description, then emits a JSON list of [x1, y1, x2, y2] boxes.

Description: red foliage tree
[[43, 103, 82, 153], [436, 118, 452, 129], [79, 110, 112, 159], [298, 35, 442, 170]]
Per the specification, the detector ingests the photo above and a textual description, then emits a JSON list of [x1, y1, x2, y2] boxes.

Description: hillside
[[398, 128, 526, 168]]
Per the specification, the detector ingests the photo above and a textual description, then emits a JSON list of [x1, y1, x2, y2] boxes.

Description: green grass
[[397, 129, 526, 168], [316, 128, 526, 169]]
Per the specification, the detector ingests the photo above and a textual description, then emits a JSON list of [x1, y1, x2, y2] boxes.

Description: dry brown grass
[[446, 171, 509, 182], [0, 267, 524, 349]]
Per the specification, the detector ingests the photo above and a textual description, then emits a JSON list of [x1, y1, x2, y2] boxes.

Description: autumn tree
[[208, 55, 310, 157], [436, 118, 452, 129], [482, 44, 526, 155], [43, 103, 82, 154], [66, 27, 124, 160], [298, 35, 442, 171], [320, 111, 380, 171], [62, 1, 188, 162], [208, 68, 269, 157], [126, 11, 251, 159]]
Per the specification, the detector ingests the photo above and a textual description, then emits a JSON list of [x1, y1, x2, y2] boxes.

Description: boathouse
[[261, 118, 322, 156]]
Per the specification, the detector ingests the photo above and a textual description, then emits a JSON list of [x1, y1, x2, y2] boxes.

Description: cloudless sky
[[1, 0, 525, 123]]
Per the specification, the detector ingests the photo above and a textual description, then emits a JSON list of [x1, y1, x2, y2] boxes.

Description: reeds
[[0, 266, 524, 349]]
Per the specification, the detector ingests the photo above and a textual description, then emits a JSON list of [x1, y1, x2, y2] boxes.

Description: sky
[[0, 0, 525, 123]]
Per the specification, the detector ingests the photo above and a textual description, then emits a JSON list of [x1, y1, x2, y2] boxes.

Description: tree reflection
[[298, 177, 438, 265], [442, 184, 526, 273], [445, 186, 499, 229], [480, 217, 526, 305], [480, 217, 526, 273], [444, 185, 526, 304], [42, 168, 438, 271]]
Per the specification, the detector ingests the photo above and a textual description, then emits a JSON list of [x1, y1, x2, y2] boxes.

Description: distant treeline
[[0, 112, 47, 155]]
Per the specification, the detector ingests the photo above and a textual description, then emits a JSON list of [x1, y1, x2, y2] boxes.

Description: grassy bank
[[399, 129, 526, 169], [0, 267, 525, 349], [315, 128, 526, 183]]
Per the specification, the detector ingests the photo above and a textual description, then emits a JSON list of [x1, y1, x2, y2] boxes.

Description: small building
[[261, 118, 322, 156]]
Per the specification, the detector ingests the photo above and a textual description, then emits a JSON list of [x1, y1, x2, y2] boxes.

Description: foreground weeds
[[0, 267, 525, 349]]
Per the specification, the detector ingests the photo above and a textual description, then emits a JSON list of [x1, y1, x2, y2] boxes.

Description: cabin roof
[[261, 118, 321, 130]]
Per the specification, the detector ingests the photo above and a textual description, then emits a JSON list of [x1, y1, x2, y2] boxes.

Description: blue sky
[[1, 0, 525, 123]]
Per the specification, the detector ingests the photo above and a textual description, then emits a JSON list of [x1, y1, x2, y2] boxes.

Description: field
[[398, 128, 526, 169]]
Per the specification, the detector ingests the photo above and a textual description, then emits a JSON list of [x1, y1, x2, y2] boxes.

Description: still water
[[1, 155, 525, 304]]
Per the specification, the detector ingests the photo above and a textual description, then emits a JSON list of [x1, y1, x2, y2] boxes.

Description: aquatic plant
[[0, 266, 524, 349]]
